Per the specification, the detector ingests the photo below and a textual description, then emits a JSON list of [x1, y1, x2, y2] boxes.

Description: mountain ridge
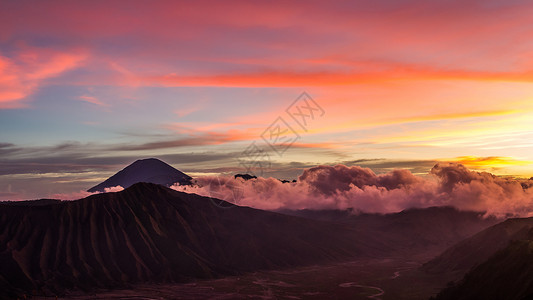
[[432, 229, 533, 300], [423, 216, 533, 274], [0, 183, 372, 298]]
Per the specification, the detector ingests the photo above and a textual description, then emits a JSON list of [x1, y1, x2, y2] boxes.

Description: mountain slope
[[0, 183, 378, 298], [279, 207, 499, 254], [432, 229, 533, 300], [87, 158, 191, 192], [423, 217, 533, 274], [0, 183, 502, 298]]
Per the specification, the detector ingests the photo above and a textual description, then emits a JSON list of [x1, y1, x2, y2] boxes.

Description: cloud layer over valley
[[173, 163, 533, 217]]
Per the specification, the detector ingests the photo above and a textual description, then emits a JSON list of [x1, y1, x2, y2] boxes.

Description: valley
[[62, 255, 447, 300]]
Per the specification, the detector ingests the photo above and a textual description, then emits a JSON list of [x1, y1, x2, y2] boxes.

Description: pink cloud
[[4, 1, 533, 89], [79, 95, 108, 107], [172, 163, 533, 217], [103, 185, 124, 193], [49, 185, 123, 200], [0, 47, 87, 108]]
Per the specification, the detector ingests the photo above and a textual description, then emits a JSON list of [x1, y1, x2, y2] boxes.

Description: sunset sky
[[1, 0, 533, 200]]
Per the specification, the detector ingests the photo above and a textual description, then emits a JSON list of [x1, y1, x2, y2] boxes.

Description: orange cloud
[[138, 67, 533, 88], [290, 142, 341, 149], [446, 156, 533, 170]]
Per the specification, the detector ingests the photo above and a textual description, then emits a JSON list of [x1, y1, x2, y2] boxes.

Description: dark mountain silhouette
[[432, 228, 533, 300], [423, 217, 533, 274], [0, 199, 61, 206], [0, 183, 387, 298], [233, 173, 257, 180], [87, 158, 191, 192], [0, 183, 499, 299]]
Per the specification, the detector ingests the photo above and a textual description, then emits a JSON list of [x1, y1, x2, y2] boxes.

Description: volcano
[[87, 158, 191, 192], [0, 182, 374, 298]]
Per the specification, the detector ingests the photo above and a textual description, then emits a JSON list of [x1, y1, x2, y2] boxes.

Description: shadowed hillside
[[432, 228, 533, 300], [0, 183, 380, 298], [423, 217, 533, 274], [279, 207, 499, 254]]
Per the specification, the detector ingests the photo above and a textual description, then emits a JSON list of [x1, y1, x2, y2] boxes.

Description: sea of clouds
[[172, 163, 533, 217]]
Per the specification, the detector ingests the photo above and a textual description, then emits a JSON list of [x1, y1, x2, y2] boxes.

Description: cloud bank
[[172, 163, 533, 217]]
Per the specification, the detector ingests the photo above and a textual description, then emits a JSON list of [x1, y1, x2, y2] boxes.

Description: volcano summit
[[87, 158, 191, 193]]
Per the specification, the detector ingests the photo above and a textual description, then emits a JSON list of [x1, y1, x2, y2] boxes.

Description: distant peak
[[87, 158, 192, 193], [234, 173, 257, 180], [132, 158, 166, 164], [136, 157, 162, 162]]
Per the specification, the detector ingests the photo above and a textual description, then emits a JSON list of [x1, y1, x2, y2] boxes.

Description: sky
[[1, 0, 533, 201]]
